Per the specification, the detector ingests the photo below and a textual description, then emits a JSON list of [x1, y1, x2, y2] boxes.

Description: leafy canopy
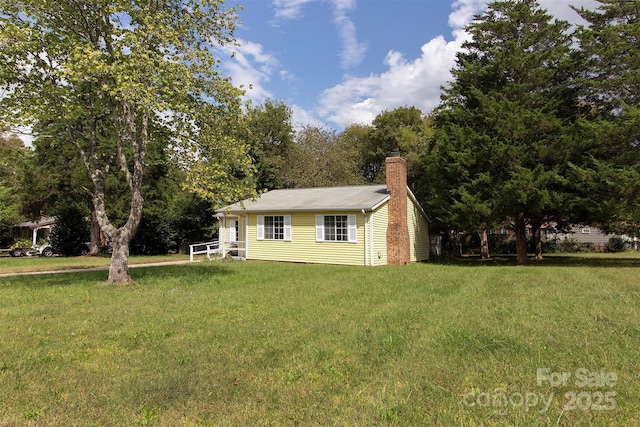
[[0, 0, 254, 282]]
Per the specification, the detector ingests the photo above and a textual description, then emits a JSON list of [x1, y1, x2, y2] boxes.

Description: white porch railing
[[189, 241, 246, 262], [189, 241, 219, 262]]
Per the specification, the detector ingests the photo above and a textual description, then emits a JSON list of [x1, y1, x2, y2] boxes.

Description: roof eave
[[217, 206, 384, 215]]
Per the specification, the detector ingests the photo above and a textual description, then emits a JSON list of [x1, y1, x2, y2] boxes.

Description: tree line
[[1, 0, 638, 283], [0, 102, 431, 258]]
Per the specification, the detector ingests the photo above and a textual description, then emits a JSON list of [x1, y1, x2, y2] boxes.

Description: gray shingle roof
[[217, 185, 390, 213]]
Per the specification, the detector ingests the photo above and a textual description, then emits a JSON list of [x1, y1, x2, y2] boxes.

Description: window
[[257, 215, 291, 241], [325, 215, 348, 241], [581, 228, 591, 234], [316, 215, 357, 242], [265, 216, 283, 240]]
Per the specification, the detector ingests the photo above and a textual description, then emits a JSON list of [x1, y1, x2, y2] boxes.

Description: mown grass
[[1, 255, 639, 426]]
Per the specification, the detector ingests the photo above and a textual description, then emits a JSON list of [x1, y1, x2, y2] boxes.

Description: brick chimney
[[386, 153, 410, 265]]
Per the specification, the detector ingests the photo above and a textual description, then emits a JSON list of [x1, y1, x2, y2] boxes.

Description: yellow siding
[[371, 204, 388, 266], [408, 195, 429, 261], [246, 212, 368, 266], [240, 196, 427, 265]]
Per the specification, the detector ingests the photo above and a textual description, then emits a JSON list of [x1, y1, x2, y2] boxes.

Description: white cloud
[[448, 0, 486, 29], [226, 0, 368, 113], [289, 104, 327, 131], [330, 0, 367, 69], [272, 0, 366, 70], [228, 0, 601, 131], [316, 33, 464, 128], [539, 0, 599, 24], [272, 0, 315, 21], [219, 38, 278, 103], [315, 0, 484, 128], [315, 0, 599, 130]]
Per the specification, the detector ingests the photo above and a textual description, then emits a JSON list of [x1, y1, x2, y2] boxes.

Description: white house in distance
[[11, 216, 56, 247], [550, 225, 635, 250], [211, 154, 429, 266]]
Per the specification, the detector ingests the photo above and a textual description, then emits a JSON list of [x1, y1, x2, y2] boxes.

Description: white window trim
[[316, 214, 357, 243], [257, 215, 291, 241]]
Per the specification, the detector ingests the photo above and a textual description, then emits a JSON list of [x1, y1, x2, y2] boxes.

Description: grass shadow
[[531, 254, 640, 268], [129, 261, 236, 280], [0, 261, 236, 288], [430, 253, 640, 268]]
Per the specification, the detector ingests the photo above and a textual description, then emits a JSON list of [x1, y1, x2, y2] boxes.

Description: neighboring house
[[10, 216, 56, 246], [489, 224, 634, 251], [214, 154, 429, 266], [550, 225, 632, 250]]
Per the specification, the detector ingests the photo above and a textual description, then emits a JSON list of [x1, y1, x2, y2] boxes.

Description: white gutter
[[243, 215, 248, 260], [370, 210, 375, 266], [219, 216, 226, 256], [362, 209, 376, 267], [370, 195, 391, 212], [362, 209, 368, 266]]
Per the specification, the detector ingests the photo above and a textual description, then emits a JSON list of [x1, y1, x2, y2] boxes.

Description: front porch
[[189, 213, 247, 262], [11, 216, 56, 246]]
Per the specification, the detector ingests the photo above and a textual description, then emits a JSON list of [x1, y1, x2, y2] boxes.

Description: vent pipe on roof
[[385, 154, 410, 265]]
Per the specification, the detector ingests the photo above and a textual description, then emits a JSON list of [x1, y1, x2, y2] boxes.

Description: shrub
[[544, 238, 598, 253], [543, 238, 559, 253], [130, 213, 174, 255], [11, 238, 33, 249], [487, 234, 517, 254], [606, 236, 627, 253], [557, 238, 581, 253], [49, 202, 90, 256]]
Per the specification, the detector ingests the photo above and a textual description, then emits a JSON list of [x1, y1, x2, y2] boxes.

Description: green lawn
[[0, 254, 190, 274], [1, 255, 639, 426]]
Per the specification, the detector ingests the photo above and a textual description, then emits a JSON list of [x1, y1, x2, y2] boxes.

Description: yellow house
[[214, 155, 429, 266]]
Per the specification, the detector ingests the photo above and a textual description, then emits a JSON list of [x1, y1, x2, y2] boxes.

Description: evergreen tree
[[427, 0, 580, 264], [572, 0, 640, 231]]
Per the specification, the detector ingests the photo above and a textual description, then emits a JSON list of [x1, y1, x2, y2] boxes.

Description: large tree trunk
[[479, 229, 491, 260], [96, 191, 142, 284], [102, 104, 146, 284], [108, 233, 132, 284], [515, 214, 529, 265], [69, 85, 148, 284], [96, 208, 141, 284], [79, 103, 146, 284]]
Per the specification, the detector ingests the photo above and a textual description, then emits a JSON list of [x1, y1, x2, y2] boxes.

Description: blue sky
[[220, 0, 598, 131]]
